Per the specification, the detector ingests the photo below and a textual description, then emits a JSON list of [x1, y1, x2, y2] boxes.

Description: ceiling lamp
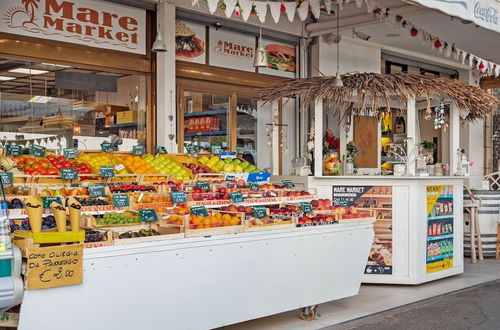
[[333, 5, 343, 88], [9, 68, 48, 75], [253, 26, 268, 68], [152, 1, 167, 52]]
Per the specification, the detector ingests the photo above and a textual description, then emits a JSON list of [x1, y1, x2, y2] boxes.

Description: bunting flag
[[284, 2, 297, 22], [268, 2, 282, 23]]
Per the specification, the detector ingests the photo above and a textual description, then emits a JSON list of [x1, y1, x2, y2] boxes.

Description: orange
[[215, 213, 222, 219], [229, 217, 240, 226], [202, 216, 211, 225], [222, 214, 231, 222]]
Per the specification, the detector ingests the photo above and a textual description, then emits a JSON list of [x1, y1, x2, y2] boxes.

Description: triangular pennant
[[454, 48, 461, 61], [355, 0, 363, 8], [224, 0, 238, 17], [253, 1, 268, 23], [444, 45, 452, 58], [324, 0, 332, 14], [268, 2, 282, 23], [297, 0, 309, 21], [495, 65, 500, 77], [239, 0, 253, 21], [365, 0, 375, 13], [192, 0, 200, 6], [284, 2, 296, 21], [310, 0, 321, 18], [207, 0, 218, 14]]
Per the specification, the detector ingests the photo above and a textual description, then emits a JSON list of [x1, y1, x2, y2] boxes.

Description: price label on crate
[[29, 144, 46, 157], [60, 168, 78, 181], [171, 191, 187, 203], [195, 181, 210, 191], [0, 172, 13, 185], [230, 192, 245, 203], [6, 144, 23, 156], [184, 144, 199, 154], [190, 206, 208, 217], [252, 206, 267, 218], [112, 194, 129, 208], [225, 174, 235, 182], [88, 184, 105, 197], [300, 202, 313, 214], [155, 146, 167, 154], [99, 166, 115, 178], [42, 196, 62, 209], [236, 146, 245, 154], [249, 182, 259, 191], [100, 142, 115, 153], [132, 145, 145, 156], [282, 179, 295, 188], [211, 145, 222, 154], [139, 209, 158, 222], [63, 148, 78, 159]]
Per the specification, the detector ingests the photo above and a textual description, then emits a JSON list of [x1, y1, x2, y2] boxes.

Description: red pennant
[[434, 40, 442, 48], [280, 3, 286, 12], [410, 28, 418, 37], [479, 61, 485, 70]]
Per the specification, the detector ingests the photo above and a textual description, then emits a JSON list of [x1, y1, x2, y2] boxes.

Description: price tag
[[63, 148, 78, 159], [132, 145, 145, 156], [230, 192, 244, 203], [42, 196, 62, 209], [60, 168, 78, 181], [171, 191, 187, 203], [88, 184, 105, 197], [112, 194, 129, 208], [0, 172, 13, 185], [6, 144, 23, 156], [139, 209, 158, 222], [99, 166, 115, 178], [249, 182, 259, 191], [252, 206, 267, 218], [100, 142, 115, 153], [155, 146, 167, 154], [29, 144, 46, 157], [196, 181, 210, 191], [236, 146, 245, 154], [211, 145, 222, 154], [184, 144, 199, 154], [282, 179, 295, 188], [225, 174, 235, 182], [190, 206, 208, 217], [26, 245, 83, 290], [300, 202, 313, 213]]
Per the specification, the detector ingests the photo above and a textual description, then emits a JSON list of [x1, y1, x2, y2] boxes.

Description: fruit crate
[[112, 223, 184, 245], [84, 211, 142, 228], [184, 210, 244, 238], [12, 230, 85, 253], [244, 217, 296, 232], [82, 228, 114, 248]]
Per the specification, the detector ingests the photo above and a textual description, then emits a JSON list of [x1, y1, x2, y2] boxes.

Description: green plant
[[421, 140, 437, 150]]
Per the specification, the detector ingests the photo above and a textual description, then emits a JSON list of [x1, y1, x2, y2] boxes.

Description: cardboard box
[[115, 111, 145, 124]]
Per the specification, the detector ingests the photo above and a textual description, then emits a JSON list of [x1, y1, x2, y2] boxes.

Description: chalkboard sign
[[211, 145, 222, 154], [42, 196, 62, 209], [63, 148, 78, 159], [60, 168, 78, 181], [155, 146, 167, 154], [230, 192, 244, 203], [196, 181, 210, 191], [99, 166, 115, 178], [139, 209, 158, 222], [100, 142, 115, 153], [190, 206, 208, 217], [249, 182, 259, 191], [282, 179, 295, 188], [0, 172, 13, 185], [252, 206, 267, 218], [88, 184, 105, 197], [6, 144, 23, 156], [112, 194, 129, 208], [29, 144, 46, 157], [184, 144, 199, 154], [300, 202, 313, 213], [171, 191, 187, 203], [132, 145, 145, 156]]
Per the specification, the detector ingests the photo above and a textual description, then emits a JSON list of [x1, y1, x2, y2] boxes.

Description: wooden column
[[449, 102, 460, 175], [406, 99, 416, 176], [314, 99, 323, 177], [229, 93, 238, 151]]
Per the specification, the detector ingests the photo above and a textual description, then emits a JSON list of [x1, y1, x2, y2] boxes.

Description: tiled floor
[[221, 259, 500, 329]]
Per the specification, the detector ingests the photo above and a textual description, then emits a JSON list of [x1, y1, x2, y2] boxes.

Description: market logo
[[214, 40, 254, 59], [474, 2, 498, 25], [432, 0, 467, 9], [3, 0, 140, 50]]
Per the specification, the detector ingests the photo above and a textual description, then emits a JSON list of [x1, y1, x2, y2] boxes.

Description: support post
[[450, 102, 460, 176], [314, 99, 323, 176], [406, 99, 416, 175], [271, 101, 280, 175]]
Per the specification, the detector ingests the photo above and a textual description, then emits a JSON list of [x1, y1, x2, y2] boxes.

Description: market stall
[[261, 72, 498, 284]]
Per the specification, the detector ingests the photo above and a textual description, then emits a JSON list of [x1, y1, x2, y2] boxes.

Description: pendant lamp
[[333, 5, 343, 88], [254, 26, 268, 67], [152, 1, 167, 52]]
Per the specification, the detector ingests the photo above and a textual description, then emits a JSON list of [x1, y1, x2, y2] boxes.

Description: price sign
[[60, 168, 78, 181], [139, 209, 158, 222], [190, 206, 208, 217], [29, 144, 46, 157], [6, 144, 23, 156], [99, 166, 115, 178], [42, 196, 62, 209], [211, 145, 222, 154], [225, 174, 235, 182], [0, 172, 13, 185], [132, 145, 145, 156], [184, 144, 199, 154], [300, 202, 313, 213], [88, 184, 105, 197], [249, 182, 259, 191], [196, 181, 210, 191], [100, 142, 115, 153], [252, 206, 267, 218], [63, 148, 78, 159], [112, 194, 129, 208], [236, 146, 245, 154], [26, 245, 83, 290], [230, 192, 244, 203], [171, 191, 187, 203], [282, 179, 295, 188], [155, 146, 167, 154]]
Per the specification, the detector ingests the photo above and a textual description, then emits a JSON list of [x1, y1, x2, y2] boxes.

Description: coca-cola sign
[[474, 2, 499, 25], [0, 0, 146, 54]]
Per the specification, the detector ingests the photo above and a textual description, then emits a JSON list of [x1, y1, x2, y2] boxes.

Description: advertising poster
[[209, 28, 255, 72], [426, 185, 454, 273], [259, 39, 297, 78], [332, 186, 393, 274], [175, 20, 206, 64]]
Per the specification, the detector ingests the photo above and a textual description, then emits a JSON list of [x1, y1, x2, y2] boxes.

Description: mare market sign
[[1, 0, 146, 54]]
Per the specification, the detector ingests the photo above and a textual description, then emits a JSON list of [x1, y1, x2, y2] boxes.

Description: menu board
[[426, 185, 454, 273], [175, 20, 206, 64], [209, 28, 255, 72], [332, 185, 393, 275], [259, 39, 297, 78]]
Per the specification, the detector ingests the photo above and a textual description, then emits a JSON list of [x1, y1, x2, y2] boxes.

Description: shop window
[[0, 58, 147, 151]]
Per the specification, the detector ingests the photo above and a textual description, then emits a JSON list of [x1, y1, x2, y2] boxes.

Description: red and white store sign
[[0, 0, 146, 54]]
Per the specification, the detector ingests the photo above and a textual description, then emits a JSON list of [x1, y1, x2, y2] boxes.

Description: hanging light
[[333, 5, 343, 88], [152, 1, 167, 52], [253, 25, 268, 67]]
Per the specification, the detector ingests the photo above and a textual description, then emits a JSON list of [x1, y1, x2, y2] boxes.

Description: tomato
[[31, 169, 42, 175], [82, 168, 91, 174], [24, 169, 33, 175], [38, 168, 48, 175], [38, 160, 50, 169], [58, 156, 66, 162], [54, 163, 64, 170], [31, 163, 42, 170], [25, 158, 37, 166], [46, 168, 58, 175]]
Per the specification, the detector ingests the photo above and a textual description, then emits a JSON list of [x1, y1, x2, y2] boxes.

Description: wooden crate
[[184, 211, 244, 238], [244, 217, 296, 232], [13, 230, 85, 255], [112, 223, 184, 245], [84, 212, 141, 228]]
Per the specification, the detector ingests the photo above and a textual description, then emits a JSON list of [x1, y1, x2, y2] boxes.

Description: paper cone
[[25, 196, 43, 233], [67, 197, 82, 232], [51, 201, 67, 232]]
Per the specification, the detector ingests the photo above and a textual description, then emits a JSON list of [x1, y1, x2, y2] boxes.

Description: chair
[[464, 186, 483, 263]]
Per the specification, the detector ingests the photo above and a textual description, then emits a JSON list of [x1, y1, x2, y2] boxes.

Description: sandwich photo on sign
[[265, 44, 296, 72], [175, 20, 205, 62]]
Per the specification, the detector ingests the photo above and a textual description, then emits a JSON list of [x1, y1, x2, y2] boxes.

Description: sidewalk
[[221, 259, 500, 329]]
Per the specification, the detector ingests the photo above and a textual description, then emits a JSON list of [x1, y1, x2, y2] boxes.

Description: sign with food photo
[[260, 40, 297, 78], [175, 20, 205, 63]]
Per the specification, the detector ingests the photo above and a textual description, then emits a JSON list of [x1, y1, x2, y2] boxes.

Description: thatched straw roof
[[258, 73, 498, 121]]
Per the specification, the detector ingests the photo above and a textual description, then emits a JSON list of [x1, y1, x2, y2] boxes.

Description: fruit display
[[7, 198, 24, 209], [323, 152, 342, 175], [4, 186, 30, 196], [198, 155, 261, 173], [119, 155, 159, 175], [85, 229, 107, 243], [46, 154, 91, 175], [118, 229, 160, 239], [0, 156, 24, 176], [78, 152, 129, 175], [73, 197, 109, 207], [39, 187, 89, 197], [188, 212, 241, 229], [143, 154, 193, 180], [247, 217, 292, 227], [132, 192, 171, 204], [93, 211, 141, 226], [109, 183, 156, 193], [297, 214, 336, 225], [10, 155, 58, 175]]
